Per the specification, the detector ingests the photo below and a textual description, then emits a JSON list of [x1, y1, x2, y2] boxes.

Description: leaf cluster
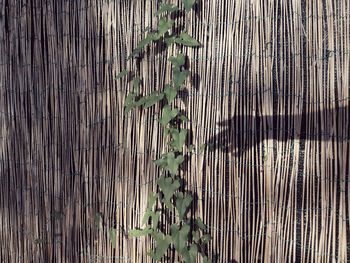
[[116, 1, 212, 262]]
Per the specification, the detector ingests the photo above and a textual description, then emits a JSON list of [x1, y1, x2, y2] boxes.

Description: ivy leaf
[[148, 232, 172, 261], [125, 93, 137, 105], [173, 68, 189, 88], [157, 176, 180, 208], [133, 77, 141, 92], [159, 105, 179, 126], [124, 92, 137, 114], [142, 194, 159, 227], [171, 129, 187, 151], [116, 70, 128, 80], [171, 224, 190, 252], [175, 192, 192, 219], [175, 32, 200, 47], [155, 4, 179, 16], [129, 227, 153, 237], [154, 18, 174, 40], [134, 96, 147, 107], [178, 115, 189, 123], [196, 217, 207, 231], [165, 35, 177, 46], [136, 92, 164, 108], [164, 84, 178, 103], [136, 33, 155, 50], [200, 234, 212, 244], [151, 211, 161, 229], [164, 127, 171, 136], [108, 228, 117, 248], [203, 256, 212, 263], [188, 145, 195, 154], [182, 244, 198, 263], [165, 152, 184, 175], [192, 230, 200, 242], [199, 143, 207, 153], [128, 33, 156, 59], [144, 92, 164, 108], [142, 210, 155, 225], [153, 157, 167, 168], [183, 0, 196, 11], [169, 53, 186, 69], [146, 193, 158, 210]]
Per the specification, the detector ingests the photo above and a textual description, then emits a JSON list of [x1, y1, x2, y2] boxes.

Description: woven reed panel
[[0, 0, 349, 262]]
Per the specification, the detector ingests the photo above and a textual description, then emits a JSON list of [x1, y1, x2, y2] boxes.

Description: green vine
[[117, 1, 211, 262]]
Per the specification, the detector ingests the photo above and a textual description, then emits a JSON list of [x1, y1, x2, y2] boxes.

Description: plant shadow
[[205, 105, 349, 157]]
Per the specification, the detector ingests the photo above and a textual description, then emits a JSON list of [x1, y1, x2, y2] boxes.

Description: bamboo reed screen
[[0, 0, 349, 262]]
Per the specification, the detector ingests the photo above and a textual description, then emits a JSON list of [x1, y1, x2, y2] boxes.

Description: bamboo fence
[[0, 0, 349, 262]]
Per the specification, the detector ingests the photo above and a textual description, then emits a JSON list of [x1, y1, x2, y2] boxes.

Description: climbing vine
[[117, 1, 211, 262]]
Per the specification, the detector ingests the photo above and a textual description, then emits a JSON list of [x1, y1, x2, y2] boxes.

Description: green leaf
[[196, 217, 207, 231], [151, 211, 161, 229], [165, 152, 184, 175], [142, 210, 160, 228], [165, 35, 177, 46], [170, 129, 187, 151], [199, 143, 207, 153], [129, 227, 153, 237], [143, 92, 164, 108], [182, 244, 198, 263], [116, 70, 128, 80], [203, 256, 212, 263], [192, 230, 200, 242], [164, 84, 178, 103], [171, 224, 190, 252], [157, 176, 180, 208], [159, 105, 179, 126], [183, 0, 196, 11], [153, 157, 167, 168], [175, 192, 192, 219], [124, 92, 137, 114], [169, 53, 186, 68], [188, 145, 194, 153], [108, 228, 117, 248], [154, 18, 174, 40], [175, 32, 200, 47], [148, 232, 172, 261], [128, 33, 156, 59], [142, 193, 159, 227], [136, 33, 155, 50], [146, 193, 158, 210], [125, 93, 137, 104], [155, 3, 179, 16], [179, 115, 189, 123], [170, 53, 189, 88], [164, 127, 171, 136], [200, 234, 212, 244], [173, 68, 189, 88], [134, 96, 147, 107], [133, 77, 141, 92], [142, 210, 154, 225]]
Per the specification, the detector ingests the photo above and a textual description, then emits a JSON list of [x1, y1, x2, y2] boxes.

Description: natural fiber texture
[[0, 0, 349, 262]]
